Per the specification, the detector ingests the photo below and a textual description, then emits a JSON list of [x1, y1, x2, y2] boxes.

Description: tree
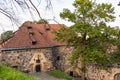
[[0, 30, 13, 42], [118, 2, 120, 6], [0, 0, 52, 24], [54, 0, 120, 79], [33, 19, 48, 24]]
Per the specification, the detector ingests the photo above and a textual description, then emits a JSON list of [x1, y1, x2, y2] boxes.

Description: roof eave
[[1, 44, 67, 51]]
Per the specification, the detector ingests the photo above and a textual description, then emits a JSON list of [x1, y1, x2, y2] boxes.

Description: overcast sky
[[0, 0, 120, 34]]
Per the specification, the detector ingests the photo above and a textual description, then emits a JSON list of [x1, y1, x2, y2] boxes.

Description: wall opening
[[36, 59, 40, 63], [56, 56, 60, 60], [69, 71, 73, 76], [114, 73, 120, 80], [27, 26, 32, 29], [45, 25, 50, 31], [32, 41, 37, 45], [35, 65, 41, 72], [12, 66, 18, 69]]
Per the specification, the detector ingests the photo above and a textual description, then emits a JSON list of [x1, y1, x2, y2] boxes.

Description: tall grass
[[47, 70, 77, 80], [0, 64, 39, 80]]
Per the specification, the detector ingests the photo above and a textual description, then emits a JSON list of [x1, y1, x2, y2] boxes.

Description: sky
[[0, 0, 120, 34]]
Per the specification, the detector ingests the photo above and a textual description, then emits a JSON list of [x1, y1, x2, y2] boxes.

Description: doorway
[[35, 65, 41, 72]]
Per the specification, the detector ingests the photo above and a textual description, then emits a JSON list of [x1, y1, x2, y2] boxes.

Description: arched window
[[36, 59, 40, 63], [114, 73, 120, 80]]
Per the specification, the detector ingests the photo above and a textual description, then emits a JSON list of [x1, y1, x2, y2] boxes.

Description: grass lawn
[[47, 70, 77, 80], [0, 64, 39, 80]]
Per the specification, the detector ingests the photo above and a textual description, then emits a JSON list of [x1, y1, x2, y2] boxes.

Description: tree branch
[[29, 0, 42, 19]]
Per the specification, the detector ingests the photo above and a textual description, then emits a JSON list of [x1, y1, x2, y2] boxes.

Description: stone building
[[0, 21, 120, 80], [0, 21, 75, 73]]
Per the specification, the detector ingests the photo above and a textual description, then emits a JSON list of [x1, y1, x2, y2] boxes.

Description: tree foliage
[[54, 0, 120, 70], [0, 31, 13, 42], [33, 19, 48, 24]]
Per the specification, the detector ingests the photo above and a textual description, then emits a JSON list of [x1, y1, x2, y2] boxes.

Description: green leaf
[[54, 0, 119, 71]]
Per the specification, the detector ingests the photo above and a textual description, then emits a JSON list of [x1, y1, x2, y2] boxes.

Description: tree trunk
[[81, 33, 87, 80], [81, 59, 85, 80]]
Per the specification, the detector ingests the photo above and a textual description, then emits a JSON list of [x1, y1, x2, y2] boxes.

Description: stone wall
[[54, 46, 120, 80], [1, 46, 120, 80], [0, 45, 1, 48], [0, 48, 53, 73], [53, 46, 82, 76], [85, 66, 120, 80], [0, 46, 75, 73], [0, 46, 77, 74], [53, 46, 74, 71]]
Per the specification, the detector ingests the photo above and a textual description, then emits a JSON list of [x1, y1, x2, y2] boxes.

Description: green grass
[[0, 64, 39, 80], [47, 70, 77, 80]]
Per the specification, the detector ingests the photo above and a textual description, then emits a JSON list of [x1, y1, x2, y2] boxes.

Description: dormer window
[[29, 32, 34, 36], [45, 25, 50, 31], [32, 41, 37, 45], [27, 26, 32, 29], [39, 32, 43, 35]]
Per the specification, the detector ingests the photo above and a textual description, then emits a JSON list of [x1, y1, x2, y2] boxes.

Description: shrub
[[47, 70, 76, 80]]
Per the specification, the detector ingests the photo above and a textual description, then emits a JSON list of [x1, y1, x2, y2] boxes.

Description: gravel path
[[29, 72, 66, 80]]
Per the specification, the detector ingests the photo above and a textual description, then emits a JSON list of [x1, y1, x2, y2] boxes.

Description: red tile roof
[[1, 21, 66, 48]]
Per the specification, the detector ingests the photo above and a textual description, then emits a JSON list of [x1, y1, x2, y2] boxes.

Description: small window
[[12, 66, 18, 69], [69, 71, 73, 76], [27, 26, 32, 29], [32, 41, 37, 45], [57, 56, 60, 60], [36, 59, 40, 63]]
